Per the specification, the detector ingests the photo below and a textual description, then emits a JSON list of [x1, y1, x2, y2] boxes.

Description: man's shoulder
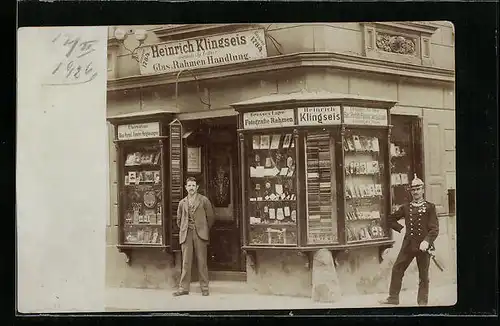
[[425, 201, 436, 208], [400, 203, 410, 210], [199, 194, 210, 202]]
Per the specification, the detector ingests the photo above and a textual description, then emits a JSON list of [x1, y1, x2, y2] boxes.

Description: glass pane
[[247, 133, 298, 246], [305, 132, 338, 244], [390, 116, 413, 212], [122, 144, 164, 245], [343, 130, 387, 243]]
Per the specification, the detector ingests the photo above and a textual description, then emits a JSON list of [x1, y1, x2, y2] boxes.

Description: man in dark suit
[[380, 174, 439, 306], [173, 177, 214, 297]]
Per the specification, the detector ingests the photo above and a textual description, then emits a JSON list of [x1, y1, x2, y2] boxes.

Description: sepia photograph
[[103, 22, 457, 311]]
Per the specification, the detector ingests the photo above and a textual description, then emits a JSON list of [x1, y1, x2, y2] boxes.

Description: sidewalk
[[105, 282, 457, 312]]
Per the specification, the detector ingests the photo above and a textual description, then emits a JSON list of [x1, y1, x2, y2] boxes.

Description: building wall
[[108, 22, 455, 80], [107, 23, 456, 294]]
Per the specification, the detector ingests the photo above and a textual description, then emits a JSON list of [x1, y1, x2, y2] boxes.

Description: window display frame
[[108, 114, 174, 264], [239, 127, 302, 248], [302, 128, 342, 246], [234, 99, 396, 255], [340, 125, 392, 245]]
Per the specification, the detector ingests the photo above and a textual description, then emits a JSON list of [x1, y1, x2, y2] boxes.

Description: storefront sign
[[139, 29, 267, 75], [186, 147, 202, 173], [297, 106, 341, 126], [243, 109, 295, 129], [117, 122, 160, 140], [343, 107, 388, 126]]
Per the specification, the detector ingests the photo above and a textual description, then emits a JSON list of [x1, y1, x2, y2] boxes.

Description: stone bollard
[[311, 249, 342, 303]]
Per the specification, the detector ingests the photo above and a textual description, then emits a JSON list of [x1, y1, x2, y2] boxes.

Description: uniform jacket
[[388, 201, 439, 252], [176, 194, 215, 244]]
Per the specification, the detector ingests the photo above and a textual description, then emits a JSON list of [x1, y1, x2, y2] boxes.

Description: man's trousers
[[388, 247, 431, 305], [179, 228, 209, 292]]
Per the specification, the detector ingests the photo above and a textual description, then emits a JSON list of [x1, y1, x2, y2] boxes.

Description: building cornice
[[364, 21, 439, 36], [107, 52, 455, 93], [150, 24, 261, 41]]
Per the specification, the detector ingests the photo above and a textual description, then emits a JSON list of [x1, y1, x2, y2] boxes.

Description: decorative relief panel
[[362, 22, 438, 66], [375, 33, 417, 56]]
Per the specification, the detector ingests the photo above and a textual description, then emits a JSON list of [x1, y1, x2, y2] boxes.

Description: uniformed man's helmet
[[410, 173, 424, 189]]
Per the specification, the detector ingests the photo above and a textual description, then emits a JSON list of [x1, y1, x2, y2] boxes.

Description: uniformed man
[[380, 174, 439, 306]]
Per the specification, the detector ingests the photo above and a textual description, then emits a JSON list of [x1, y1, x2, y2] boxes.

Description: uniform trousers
[[179, 228, 209, 292], [389, 246, 431, 305]]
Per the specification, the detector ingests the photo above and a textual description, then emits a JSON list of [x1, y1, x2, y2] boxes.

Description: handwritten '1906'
[[49, 33, 99, 85]]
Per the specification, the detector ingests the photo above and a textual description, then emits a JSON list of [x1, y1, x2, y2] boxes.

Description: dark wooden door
[[390, 115, 424, 210], [206, 128, 242, 271]]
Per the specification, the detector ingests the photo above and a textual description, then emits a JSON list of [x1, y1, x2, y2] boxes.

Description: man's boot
[[379, 296, 399, 305]]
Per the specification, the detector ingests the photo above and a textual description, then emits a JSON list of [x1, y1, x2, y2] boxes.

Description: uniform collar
[[410, 199, 426, 207]]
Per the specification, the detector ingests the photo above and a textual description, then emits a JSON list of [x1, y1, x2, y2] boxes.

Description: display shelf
[[107, 115, 178, 260], [246, 132, 298, 246], [305, 131, 338, 245], [249, 223, 296, 226], [116, 136, 168, 251], [343, 129, 388, 244]]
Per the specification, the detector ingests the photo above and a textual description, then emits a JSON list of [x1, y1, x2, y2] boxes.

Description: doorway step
[[208, 271, 246, 282], [190, 280, 255, 295]]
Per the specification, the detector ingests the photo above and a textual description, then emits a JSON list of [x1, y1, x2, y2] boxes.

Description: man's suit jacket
[[388, 201, 439, 252], [176, 194, 215, 244]]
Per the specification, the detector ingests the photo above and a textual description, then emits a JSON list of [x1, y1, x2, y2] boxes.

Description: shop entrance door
[[205, 124, 243, 272], [390, 115, 424, 211]]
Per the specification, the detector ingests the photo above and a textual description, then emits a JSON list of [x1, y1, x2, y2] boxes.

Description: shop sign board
[[343, 107, 388, 126], [243, 109, 295, 129], [139, 29, 267, 75], [297, 106, 341, 126], [186, 147, 202, 173], [117, 122, 160, 140]]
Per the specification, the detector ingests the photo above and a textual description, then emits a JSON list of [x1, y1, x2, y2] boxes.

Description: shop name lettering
[[141, 33, 262, 71], [150, 53, 250, 71], [299, 108, 341, 124], [119, 125, 159, 139], [49, 32, 98, 85], [245, 116, 294, 127], [151, 35, 248, 58], [345, 110, 386, 122]]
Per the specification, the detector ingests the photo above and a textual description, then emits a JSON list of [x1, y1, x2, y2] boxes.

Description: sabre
[[426, 245, 445, 272]]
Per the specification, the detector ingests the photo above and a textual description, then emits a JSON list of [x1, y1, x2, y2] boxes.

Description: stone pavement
[[105, 282, 457, 312]]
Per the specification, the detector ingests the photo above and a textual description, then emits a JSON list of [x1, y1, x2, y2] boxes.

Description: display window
[[343, 128, 388, 243], [107, 116, 173, 261], [304, 131, 339, 244], [246, 132, 298, 246], [121, 143, 165, 245], [235, 101, 395, 250], [389, 115, 424, 213]]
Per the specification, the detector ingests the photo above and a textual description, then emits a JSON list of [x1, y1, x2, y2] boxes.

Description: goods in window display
[[343, 131, 387, 243], [282, 134, 292, 149], [154, 171, 161, 184], [305, 132, 338, 244], [120, 144, 166, 247], [389, 138, 413, 213], [270, 134, 281, 149], [246, 132, 298, 245], [128, 172, 137, 184], [237, 104, 392, 249]]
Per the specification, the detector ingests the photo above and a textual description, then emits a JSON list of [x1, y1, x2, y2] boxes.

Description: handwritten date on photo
[[49, 32, 99, 85]]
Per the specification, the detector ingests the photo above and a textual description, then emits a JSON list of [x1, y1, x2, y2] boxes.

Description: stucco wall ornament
[[376, 33, 416, 55]]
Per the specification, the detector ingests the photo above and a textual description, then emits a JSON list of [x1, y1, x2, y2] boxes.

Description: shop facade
[[106, 23, 456, 298]]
